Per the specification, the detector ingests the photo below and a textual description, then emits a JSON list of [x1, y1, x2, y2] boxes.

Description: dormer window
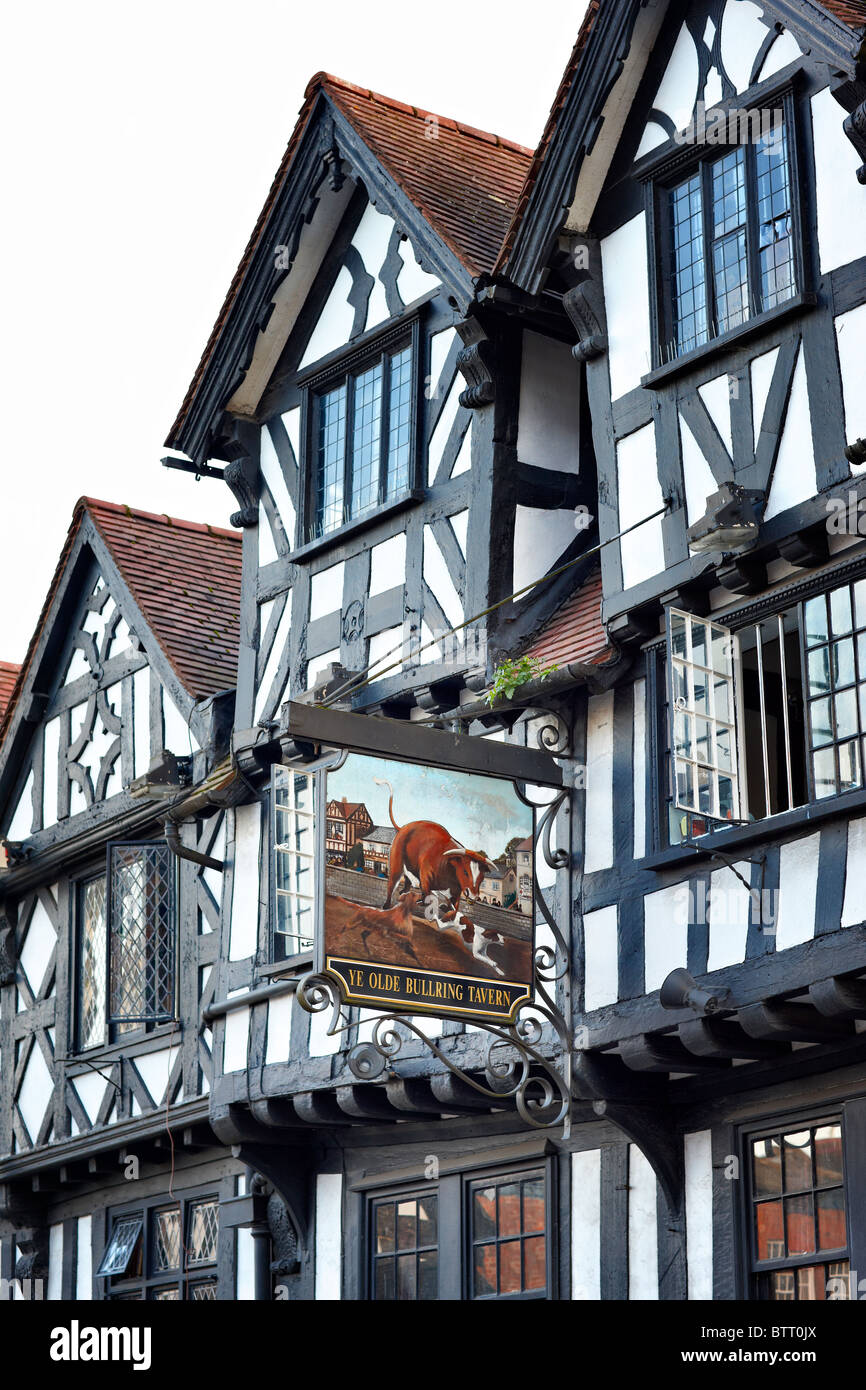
[[300, 321, 420, 545]]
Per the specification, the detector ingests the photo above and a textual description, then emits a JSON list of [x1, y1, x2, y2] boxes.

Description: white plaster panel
[[43, 718, 60, 829], [450, 422, 472, 477], [230, 803, 262, 960], [644, 882, 691, 993], [17, 1043, 53, 1142], [265, 993, 293, 1065], [584, 691, 614, 873], [812, 88, 866, 275], [427, 378, 463, 484], [162, 688, 193, 756], [633, 679, 647, 859], [698, 374, 733, 457], [7, 770, 34, 839], [628, 1145, 659, 1300], [236, 1225, 256, 1299], [203, 818, 225, 907], [310, 562, 344, 621], [19, 898, 55, 996], [583, 904, 618, 1011], [571, 1149, 601, 1300], [764, 346, 816, 521], [617, 423, 666, 589], [775, 833, 820, 950], [836, 305, 866, 470], [601, 214, 651, 399], [223, 1008, 250, 1074], [428, 327, 456, 400], [134, 1046, 179, 1106], [76, 1216, 92, 1300], [72, 1071, 106, 1127], [368, 625, 404, 678], [396, 236, 440, 304], [48, 1224, 63, 1300], [350, 201, 395, 331], [299, 265, 355, 368], [258, 500, 279, 566], [635, 120, 668, 159], [707, 861, 752, 971], [450, 509, 469, 558], [680, 414, 719, 527], [517, 330, 581, 474], [652, 23, 699, 132], [308, 1000, 341, 1056], [757, 27, 802, 81], [132, 665, 150, 779], [685, 1130, 714, 1300], [720, 1, 770, 94], [512, 506, 578, 598], [282, 406, 301, 462], [315, 1173, 343, 1300], [750, 345, 779, 450], [842, 815, 866, 927], [369, 533, 406, 598], [255, 590, 293, 723], [423, 525, 463, 629]]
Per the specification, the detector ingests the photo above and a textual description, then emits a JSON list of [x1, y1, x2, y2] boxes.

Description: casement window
[[662, 576, 866, 845], [272, 766, 317, 961], [747, 1119, 849, 1300], [301, 322, 420, 543], [74, 840, 175, 1050], [365, 1164, 551, 1301], [96, 1192, 220, 1300], [650, 102, 799, 366]]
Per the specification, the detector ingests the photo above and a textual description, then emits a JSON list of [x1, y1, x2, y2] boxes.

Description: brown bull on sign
[[375, 777, 496, 918]]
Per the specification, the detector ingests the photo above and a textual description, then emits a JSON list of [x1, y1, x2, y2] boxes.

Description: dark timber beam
[[738, 1001, 854, 1043]]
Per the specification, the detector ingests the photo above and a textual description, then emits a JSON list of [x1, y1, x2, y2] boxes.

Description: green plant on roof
[[484, 655, 559, 708]]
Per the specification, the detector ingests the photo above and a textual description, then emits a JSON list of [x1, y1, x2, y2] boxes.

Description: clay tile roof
[[0, 663, 21, 722], [822, 0, 866, 26], [85, 499, 242, 702], [524, 569, 611, 670], [167, 72, 531, 449], [0, 500, 241, 745]]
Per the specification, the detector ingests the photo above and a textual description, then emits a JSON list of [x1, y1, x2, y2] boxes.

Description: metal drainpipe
[[249, 1172, 273, 1302], [163, 816, 224, 872]]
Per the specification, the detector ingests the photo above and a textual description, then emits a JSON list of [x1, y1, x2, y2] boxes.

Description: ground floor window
[[748, 1117, 848, 1300], [96, 1190, 220, 1300], [366, 1164, 550, 1300]]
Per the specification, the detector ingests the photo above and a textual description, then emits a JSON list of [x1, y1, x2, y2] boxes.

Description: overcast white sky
[[0, 0, 586, 662]]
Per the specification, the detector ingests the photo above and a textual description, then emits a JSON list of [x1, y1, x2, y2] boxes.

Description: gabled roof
[[0, 499, 242, 745], [0, 663, 21, 722], [524, 569, 612, 669], [167, 72, 531, 455]]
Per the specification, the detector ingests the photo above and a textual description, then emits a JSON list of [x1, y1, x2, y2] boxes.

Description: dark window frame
[[643, 82, 807, 372], [361, 1160, 555, 1302], [737, 1109, 850, 1301], [97, 1186, 221, 1302], [297, 315, 422, 547]]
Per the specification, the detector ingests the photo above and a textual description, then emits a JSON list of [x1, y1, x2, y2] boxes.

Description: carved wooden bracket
[[563, 278, 608, 361], [455, 318, 496, 408], [14, 1226, 49, 1283], [223, 457, 259, 528], [843, 101, 866, 184]]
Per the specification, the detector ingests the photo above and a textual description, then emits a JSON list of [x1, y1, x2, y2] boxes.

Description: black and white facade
[[4, 0, 866, 1303]]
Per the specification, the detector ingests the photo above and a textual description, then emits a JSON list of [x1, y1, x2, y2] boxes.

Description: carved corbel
[[14, 1227, 49, 1285], [455, 318, 496, 408], [563, 277, 608, 361], [843, 101, 866, 184]]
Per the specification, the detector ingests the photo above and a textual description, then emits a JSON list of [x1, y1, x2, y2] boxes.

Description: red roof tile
[[167, 73, 531, 450], [524, 569, 611, 669], [821, 0, 866, 26], [0, 500, 241, 745], [0, 662, 21, 723]]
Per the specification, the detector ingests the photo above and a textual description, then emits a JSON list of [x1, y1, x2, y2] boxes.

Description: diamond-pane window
[[153, 1207, 182, 1271], [108, 841, 175, 1023], [190, 1281, 218, 1300], [96, 1215, 144, 1277], [187, 1198, 219, 1265], [78, 875, 107, 1049]]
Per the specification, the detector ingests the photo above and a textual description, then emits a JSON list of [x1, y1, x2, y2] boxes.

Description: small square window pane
[[498, 1183, 521, 1238], [187, 1198, 218, 1266], [816, 1189, 846, 1252], [694, 716, 711, 766], [396, 1201, 417, 1251], [835, 688, 859, 740], [691, 619, 708, 668], [473, 1245, 497, 1297], [671, 660, 689, 707], [858, 632, 866, 675], [499, 1240, 522, 1294], [715, 725, 733, 771], [718, 775, 736, 820], [376, 1203, 395, 1254], [396, 1253, 416, 1299], [712, 675, 731, 724], [753, 1135, 782, 1197], [676, 759, 696, 811], [152, 1286, 180, 1300], [838, 739, 861, 792], [696, 765, 713, 815], [522, 1179, 545, 1233], [96, 1215, 144, 1277], [804, 596, 829, 646], [670, 612, 688, 659], [692, 672, 710, 717], [711, 626, 731, 674], [190, 1281, 218, 1300], [473, 1188, 496, 1241], [375, 1258, 395, 1299], [524, 1236, 546, 1291], [854, 580, 866, 630], [783, 1131, 812, 1191], [813, 747, 836, 799], [674, 711, 692, 759], [755, 1199, 784, 1260], [153, 1208, 182, 1272], [785, 1194, 816, 1255], [808, 647, 831, 697], [418, 1251, 438, 1299], [417, 1197, 437, 1247], [815, 1126, 843, 1186], [829, 586, 853, 637], [832, 638, 855, 688], [810, 697, 833, 747]]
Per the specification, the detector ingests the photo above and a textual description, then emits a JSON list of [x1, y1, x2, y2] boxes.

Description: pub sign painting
[[320, 753, 535, 1022]]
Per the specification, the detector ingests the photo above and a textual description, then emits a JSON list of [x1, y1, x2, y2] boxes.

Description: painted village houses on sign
[[2, 0, 866, 1302]]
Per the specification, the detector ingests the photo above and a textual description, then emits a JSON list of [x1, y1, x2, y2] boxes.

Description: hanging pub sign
[[281, 702, 563, 1025]]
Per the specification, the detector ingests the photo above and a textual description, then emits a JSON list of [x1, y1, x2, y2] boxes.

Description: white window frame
[[272, 765, 317, 959], [667, 606, 742, 825]]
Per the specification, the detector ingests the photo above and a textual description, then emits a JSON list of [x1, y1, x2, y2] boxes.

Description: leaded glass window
[[469, 1171, 547, 1300], [107, 841, 175, 1023], [370, 1193, 439, 1300], [749, 1121, 849, 1300], [309, 337, 415, 539], [99, 1192, 220, 1300], [662, 114, 796, 363], [273, 767, 316, 959], [78, 874, 107, 1050]]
